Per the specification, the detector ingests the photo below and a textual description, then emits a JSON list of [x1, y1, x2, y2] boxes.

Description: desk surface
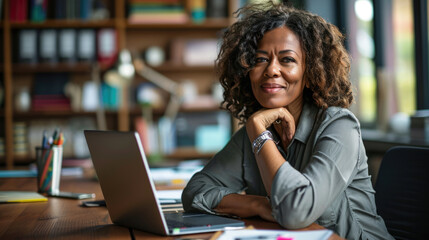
[[0, 174, 343, 240]]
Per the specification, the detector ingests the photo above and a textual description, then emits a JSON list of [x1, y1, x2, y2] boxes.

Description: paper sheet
[[0, 191, 48, 203], [216, 229, 333, 240]]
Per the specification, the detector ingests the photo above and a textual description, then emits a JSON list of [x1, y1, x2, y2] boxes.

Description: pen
[[235, 235, 280, 240], [42, 131, 48, 149]]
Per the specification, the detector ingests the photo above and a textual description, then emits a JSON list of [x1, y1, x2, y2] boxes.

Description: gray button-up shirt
[[182, 102, 393, 240]]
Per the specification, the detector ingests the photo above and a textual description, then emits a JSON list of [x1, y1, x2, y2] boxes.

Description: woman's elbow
[[181, 185, 196, 211], [273, 207, 314, 229]]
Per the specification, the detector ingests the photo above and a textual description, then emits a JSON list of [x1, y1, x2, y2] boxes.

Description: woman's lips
[[261, 83, 285, 93]]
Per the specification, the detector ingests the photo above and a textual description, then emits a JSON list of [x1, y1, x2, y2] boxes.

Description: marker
[[277, 236, 294, 240]]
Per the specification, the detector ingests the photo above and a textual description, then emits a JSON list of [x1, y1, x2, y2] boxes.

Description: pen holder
[[35, 146, 63, 194]]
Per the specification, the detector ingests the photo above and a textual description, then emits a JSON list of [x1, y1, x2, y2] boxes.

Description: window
[[347, 0, 377, 125], [344, 0, 416, 128], [392, 0, 415, 115]]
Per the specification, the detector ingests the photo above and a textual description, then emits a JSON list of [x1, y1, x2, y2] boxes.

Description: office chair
[[375, 146, 429, 240]]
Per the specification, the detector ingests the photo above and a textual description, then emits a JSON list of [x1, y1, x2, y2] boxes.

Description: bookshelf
[[1, 0, 242, 169]]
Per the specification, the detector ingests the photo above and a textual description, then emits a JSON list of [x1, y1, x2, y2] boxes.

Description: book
[[0, 170, 37, 178], [0, 0, 3, 19], [80, 0, 93, 20], [10, 0, 28, 22], [183, 39, 218, 66], [55, 0, 66, 19], [206, 0, 228, 19], [13, 122, 29, 157], [127, 0, 188, 24], [30, 0, 47, 22], [32, 73, 71, 111], [0, 191, 48, 203]]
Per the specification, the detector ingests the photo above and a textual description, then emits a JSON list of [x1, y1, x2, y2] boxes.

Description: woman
[[182, 2, 393, 240]]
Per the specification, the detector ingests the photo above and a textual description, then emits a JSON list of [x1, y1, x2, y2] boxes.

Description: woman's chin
[[260, 102, 288, 109]]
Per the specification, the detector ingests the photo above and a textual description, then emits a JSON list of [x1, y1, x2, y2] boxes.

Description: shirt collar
[[293, 101, 319, 143]]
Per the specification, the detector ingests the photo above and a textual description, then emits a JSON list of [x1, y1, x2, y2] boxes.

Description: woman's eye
[[255, 57, 268, 63], [281, 57, 296, 63]]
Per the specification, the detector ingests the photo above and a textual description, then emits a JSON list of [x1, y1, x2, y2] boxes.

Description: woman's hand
[[246, 107, 296, 145]]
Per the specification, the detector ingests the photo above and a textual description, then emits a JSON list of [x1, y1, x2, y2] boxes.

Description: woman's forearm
[[214, 193, 275, 222]]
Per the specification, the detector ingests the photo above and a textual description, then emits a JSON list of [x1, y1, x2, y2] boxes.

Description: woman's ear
[[303, 75, 309, 88]]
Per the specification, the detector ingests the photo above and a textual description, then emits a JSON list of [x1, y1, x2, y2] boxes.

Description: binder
[[58, 29, 77, 63], [77, 29, 96, 62], [18, 30, 38, 63], [39, 29, 58, 63], [97, 29, 118, 69]]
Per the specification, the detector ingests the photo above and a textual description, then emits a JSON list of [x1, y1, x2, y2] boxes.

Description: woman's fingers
[[276, 108, 295, 141], [246, 107, 296, 143]]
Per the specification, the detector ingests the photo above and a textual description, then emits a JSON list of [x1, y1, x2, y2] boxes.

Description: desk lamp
[[133, 58, 184, 122]]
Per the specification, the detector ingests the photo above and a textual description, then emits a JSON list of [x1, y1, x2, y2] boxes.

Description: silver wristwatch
[[252, 130, 274, 154]]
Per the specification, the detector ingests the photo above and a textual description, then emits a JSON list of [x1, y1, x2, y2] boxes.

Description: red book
[[10, 0, 28, 22], [9, 0, 18, 21]]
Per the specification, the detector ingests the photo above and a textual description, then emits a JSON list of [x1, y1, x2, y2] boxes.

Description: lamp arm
[[133, 58, 179, 96]]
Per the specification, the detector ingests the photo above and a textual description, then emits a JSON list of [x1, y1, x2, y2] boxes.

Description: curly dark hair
[[217, 2, 353, 123]]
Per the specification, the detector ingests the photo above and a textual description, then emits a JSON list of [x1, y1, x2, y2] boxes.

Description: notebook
[[84, 130, 245, 236]]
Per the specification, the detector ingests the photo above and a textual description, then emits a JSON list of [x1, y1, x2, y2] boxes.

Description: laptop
[[84, 130, 245, 236]]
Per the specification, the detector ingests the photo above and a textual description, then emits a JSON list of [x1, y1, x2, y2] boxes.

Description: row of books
[[14, 28, 118, 68], [128, 0, 189, 24], [128, 0, 237, 24], [135, 111, 231, 157], [9, 0, 109, 22], [14, 122, 29, 157], [22, 73, 120, 112]]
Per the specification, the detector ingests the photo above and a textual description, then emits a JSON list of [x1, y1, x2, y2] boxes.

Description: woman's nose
[[264, 60, 281, 77]]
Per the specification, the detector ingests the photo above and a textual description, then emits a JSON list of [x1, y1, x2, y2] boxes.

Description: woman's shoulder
[[317, 105, 361, 128], [323, 106, 358, 120]]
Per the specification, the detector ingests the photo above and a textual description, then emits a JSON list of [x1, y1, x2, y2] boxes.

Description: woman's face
[[249, 26, 306, 109]]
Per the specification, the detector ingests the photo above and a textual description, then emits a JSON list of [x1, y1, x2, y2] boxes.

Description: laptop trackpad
[[164, 212, 234, 228]]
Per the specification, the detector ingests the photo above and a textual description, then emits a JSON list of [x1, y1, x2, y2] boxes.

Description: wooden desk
[[0, 175, 343, 240]]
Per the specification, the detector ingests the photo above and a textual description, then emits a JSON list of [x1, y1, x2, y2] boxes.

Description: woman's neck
[[286, 95, 304, 125]]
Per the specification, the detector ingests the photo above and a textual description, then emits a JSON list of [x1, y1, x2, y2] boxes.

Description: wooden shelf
[[152, 64, 214, 73], [12, 62, 94, 73], [130, 105, 222, 117], [165, 147, 216, 160], [10, 19, 116, 29], [126, 19, 231, 30], [13, 110, 118, 118]]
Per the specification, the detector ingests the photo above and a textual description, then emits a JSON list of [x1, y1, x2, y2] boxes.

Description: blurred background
[[1, 0, 428, 184]]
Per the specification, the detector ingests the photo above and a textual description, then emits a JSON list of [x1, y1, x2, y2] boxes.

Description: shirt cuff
[[191, 187, 238, 214]]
